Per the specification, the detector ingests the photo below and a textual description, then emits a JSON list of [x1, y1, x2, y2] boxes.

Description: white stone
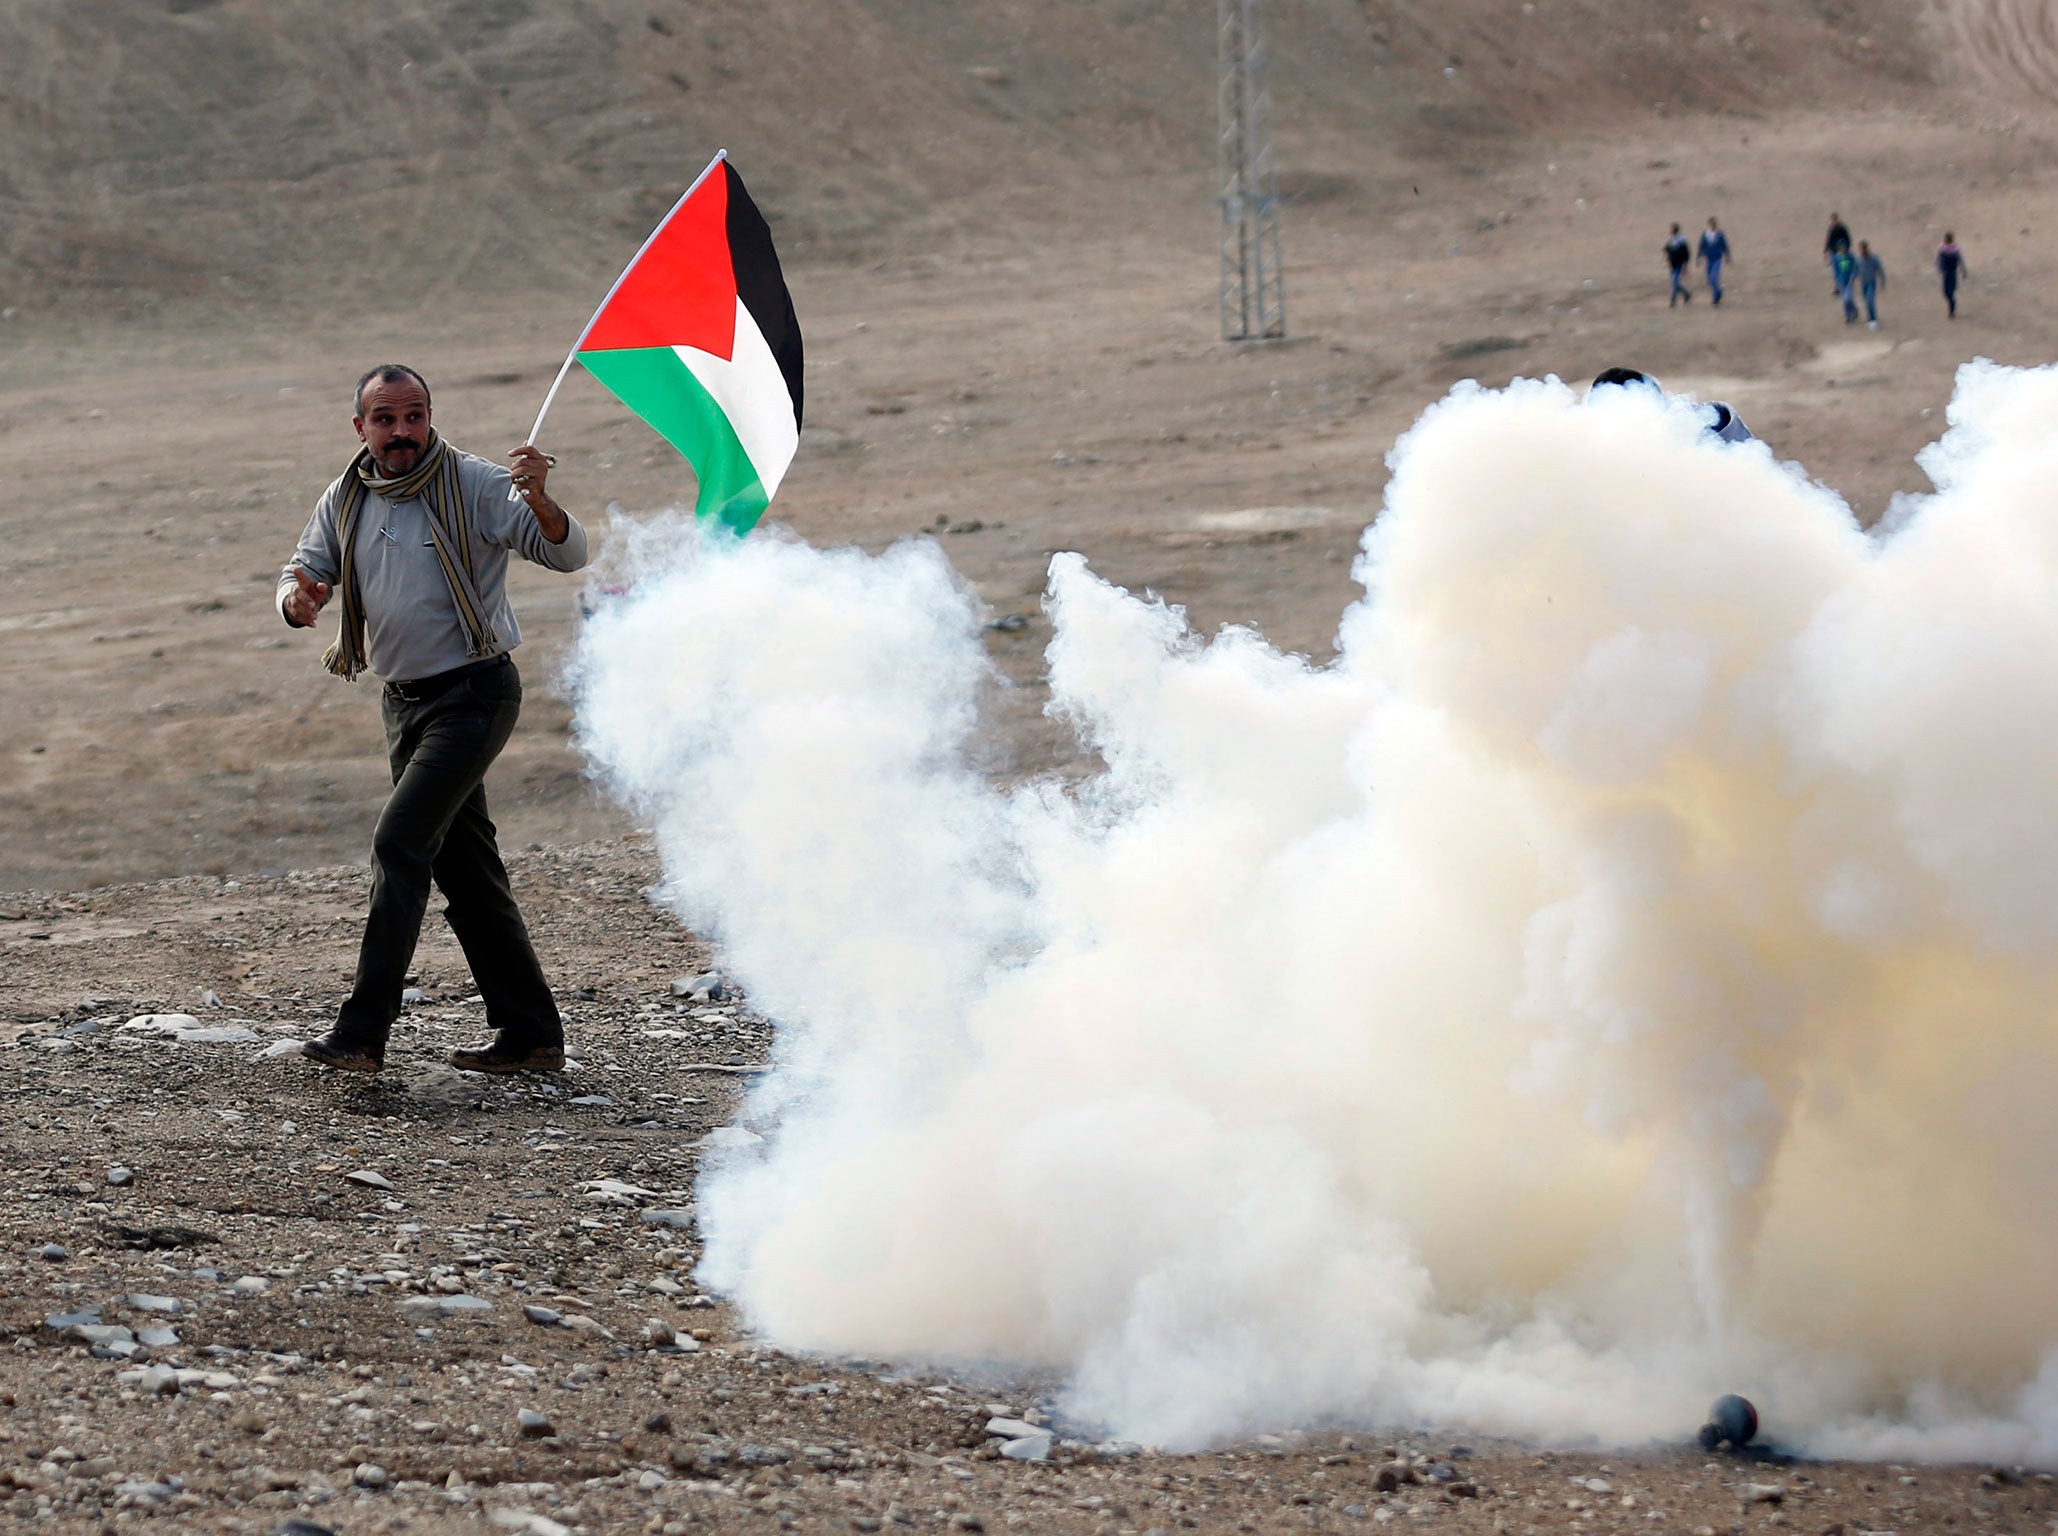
[[985, 1418, 1042, 1441], [489, 1511, 572, 1536], [577, 1177, 658, 1202], [175, 1025, 261, 1044], [999, 1434, 1052, 1462], [697, 1126, 763, 1151], [121, 1014, 201, 1036], [344, 1169, 396, 1190]]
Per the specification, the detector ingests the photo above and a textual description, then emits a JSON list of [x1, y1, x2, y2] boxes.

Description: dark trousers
[[333, 655, 561, 1050]]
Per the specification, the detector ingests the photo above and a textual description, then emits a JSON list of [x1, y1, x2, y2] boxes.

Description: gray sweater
[[279, 445, 589, 683]]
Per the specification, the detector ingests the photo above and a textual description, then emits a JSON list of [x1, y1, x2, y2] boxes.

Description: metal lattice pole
[[1218, 0, 1285, 341]]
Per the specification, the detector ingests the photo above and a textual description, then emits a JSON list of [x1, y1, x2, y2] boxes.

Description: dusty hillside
[[0, 0, 1930, 311], [1, 0, 2046, 897]]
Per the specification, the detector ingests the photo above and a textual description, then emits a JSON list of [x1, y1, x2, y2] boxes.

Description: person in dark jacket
[[1937, 233, 1970, 318], [1824, 212, 1852, 294], [1665, 223, 1694, 306]]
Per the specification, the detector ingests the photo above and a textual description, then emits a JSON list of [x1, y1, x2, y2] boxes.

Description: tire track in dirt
[[1949, 0, 2058, 102]]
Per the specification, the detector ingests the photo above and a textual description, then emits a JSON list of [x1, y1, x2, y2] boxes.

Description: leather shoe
[[448, 1037, 565, 1074], [302, 1033, 384, 1072]]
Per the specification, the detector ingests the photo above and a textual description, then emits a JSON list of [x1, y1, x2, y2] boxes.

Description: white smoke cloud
[[570, 362, 2058, 1458]]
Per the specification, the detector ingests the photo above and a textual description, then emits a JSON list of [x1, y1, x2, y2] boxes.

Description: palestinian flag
[[571, 153, 804, 534]]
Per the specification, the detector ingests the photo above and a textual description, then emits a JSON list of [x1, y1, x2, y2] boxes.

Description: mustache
[[383, 438, 421, 453]]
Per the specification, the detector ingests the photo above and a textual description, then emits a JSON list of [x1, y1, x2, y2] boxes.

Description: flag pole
[[526, 148, 729, 447]]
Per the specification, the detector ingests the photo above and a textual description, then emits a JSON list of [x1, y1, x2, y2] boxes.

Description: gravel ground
[[3, 839, 2052, 1536]]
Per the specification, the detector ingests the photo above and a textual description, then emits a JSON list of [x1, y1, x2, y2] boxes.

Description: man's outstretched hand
[[284, 565, 331, 628]]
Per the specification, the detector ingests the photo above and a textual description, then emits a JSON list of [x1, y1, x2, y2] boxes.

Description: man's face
[[355, 375, 433, 476]]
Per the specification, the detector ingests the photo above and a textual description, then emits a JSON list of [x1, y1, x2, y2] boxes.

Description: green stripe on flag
[[577, 345, 770, 535]]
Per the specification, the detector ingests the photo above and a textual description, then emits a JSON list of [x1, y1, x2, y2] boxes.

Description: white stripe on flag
[[676, 299, 801, 500]]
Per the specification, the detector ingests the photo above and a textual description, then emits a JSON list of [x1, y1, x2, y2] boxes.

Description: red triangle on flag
[[579, 166, 740, 357]]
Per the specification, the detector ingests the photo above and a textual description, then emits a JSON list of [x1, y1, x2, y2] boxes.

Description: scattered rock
[[517, 1408, 556, 1438], [1739, 1482, 1787, 1505], [37, 1242, 68, 1262], [175, 1024, 261, 1044], [256, 1039, 304, 1060], [106, 1223, 216, 1249], [670, 972, 725, 1002], [401, 1293, 492, 1315], [105, 1165, 134, 1187], [985, 1417, 1042, 1440], [121, 1013, 202, 1036], [343, 1168, 395, 1190], [578, 1177, 659, 1203], [124, 1293, 182, 1313], [352, 1462, 391, 1489], [640, 1207, 696, 1229], [999, 1434, 1053, 1462], [401, 987, 428, 1005], [522, 1304, 563, 1326], [488, 1511, 572, 1536], [696, 1126, 763, 1151]]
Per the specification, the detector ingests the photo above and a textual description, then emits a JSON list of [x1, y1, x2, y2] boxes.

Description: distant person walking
[[1697, 217, 1731, 305], [1824, 212, 1852, 294], [1665, 223, 1694, 306], [1830, 245, 1859, 323], [1937, 232, 1969, 318], [1854, 240, 1886, 328]]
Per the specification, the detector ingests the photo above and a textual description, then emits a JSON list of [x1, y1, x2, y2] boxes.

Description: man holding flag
[[277, 364, 587, 1075], [274, 152, 801, 1076]]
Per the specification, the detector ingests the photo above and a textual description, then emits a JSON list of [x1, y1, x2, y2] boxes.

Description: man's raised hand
[[285, 565, 332, 628], [510, 444, 570, 543]]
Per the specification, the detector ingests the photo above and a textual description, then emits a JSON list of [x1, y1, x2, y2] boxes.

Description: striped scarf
[[322, 431, 501, 680]]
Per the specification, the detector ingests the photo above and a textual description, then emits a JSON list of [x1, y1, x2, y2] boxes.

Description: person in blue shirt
[[1697, 217, 1731, 306], [1664, 223, 1694, 306], [1854, 240, 1886, 329], [1831, 246, 1859, 323], [1936, 233, 1969, 318]]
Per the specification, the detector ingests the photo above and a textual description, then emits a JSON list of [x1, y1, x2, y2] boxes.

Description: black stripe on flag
[[723, 162, 805, 432]]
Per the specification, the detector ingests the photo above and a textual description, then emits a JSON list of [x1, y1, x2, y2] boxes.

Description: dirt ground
[[8, 0, 2058, 1528], [4, 842, 2054, 1536]]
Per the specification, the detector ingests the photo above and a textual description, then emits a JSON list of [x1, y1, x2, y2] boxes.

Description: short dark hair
[[1591, 367, 1651, 389], [354, 364, 432, 416]]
